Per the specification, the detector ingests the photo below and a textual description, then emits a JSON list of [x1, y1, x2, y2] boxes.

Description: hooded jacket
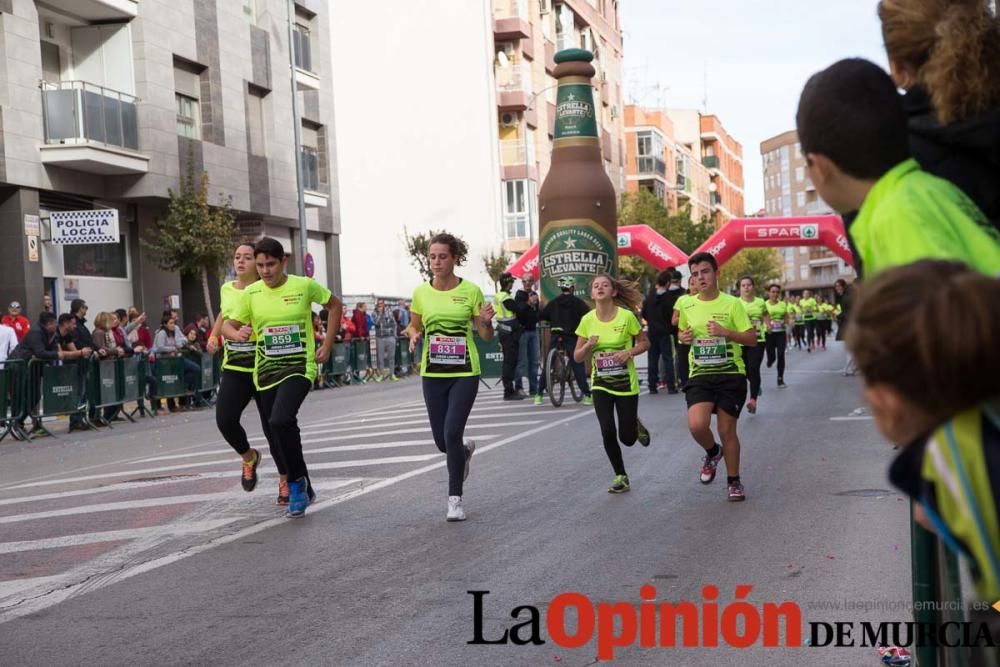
[[903, 86, 1000, 229]]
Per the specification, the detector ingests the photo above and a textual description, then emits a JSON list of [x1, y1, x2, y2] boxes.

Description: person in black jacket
[[878, 0, 1000, 229], [538, 276, 592, 403], [513, 274, 541, 400], [640, 269, 682, 394], [69, 298, 94, 351]]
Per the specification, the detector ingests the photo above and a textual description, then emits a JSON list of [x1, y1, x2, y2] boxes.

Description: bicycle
[[545, 328, 583, 408]]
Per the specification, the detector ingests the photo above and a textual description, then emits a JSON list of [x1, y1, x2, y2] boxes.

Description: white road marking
[[0, 479, 363, 524], [829, 416, 874, 421], [0, 409, 591, 622], [301, 410, 540, 429], [262, 420, 542, 443], [0, 519, 242, 555]]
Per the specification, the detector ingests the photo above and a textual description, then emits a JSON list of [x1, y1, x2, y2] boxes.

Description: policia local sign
[[50, 209, 120, 245]]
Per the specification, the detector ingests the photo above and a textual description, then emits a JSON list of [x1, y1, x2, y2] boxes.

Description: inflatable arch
[[506, 224, 690, 280], [691, 215, 852, 266]]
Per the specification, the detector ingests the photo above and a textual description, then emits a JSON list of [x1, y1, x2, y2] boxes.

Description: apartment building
[[493, 0, 626, 254], [623, 105, 680, 213], [760, 129, 855, 291], [0, 0, 339, 321], [665, 108, 744, 228]]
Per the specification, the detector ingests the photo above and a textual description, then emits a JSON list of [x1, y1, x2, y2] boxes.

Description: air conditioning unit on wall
[[501, 112, 519, 127]]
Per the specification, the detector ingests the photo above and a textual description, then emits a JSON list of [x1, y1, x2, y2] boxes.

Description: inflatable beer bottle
[[537, 49, 617, 305]]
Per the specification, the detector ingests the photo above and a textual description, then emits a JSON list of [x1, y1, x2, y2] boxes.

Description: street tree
[[482, 247, 511, 288], [718, 248, 785, 294], [141, 158, 236, 321], [402, 228, 468, 281]]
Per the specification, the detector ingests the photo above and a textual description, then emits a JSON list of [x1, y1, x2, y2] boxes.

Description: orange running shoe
[[241, 448, 261, 492], [276, 478, 289, 506]]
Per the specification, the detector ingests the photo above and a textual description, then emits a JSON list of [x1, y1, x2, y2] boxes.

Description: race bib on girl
[[769, 319, 785, 332], [262, 325, 304, 356], [692, 337, 727, 366], [428, 335, 467, 365], [594, 351, 628, 377]]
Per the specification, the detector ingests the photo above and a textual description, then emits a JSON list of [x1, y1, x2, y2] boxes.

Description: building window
[[247, 86, 267, 156], [64, 234, 128, 279], [301, 122, 324, 191], [555, 4, 576, 52], [795, 166, 804, 182], [796, 191, 806, 208], [294, 24, 314, 73], [176, 94, 200, 139], [794, 143, 802, 159], [503, 179, 532, 239]]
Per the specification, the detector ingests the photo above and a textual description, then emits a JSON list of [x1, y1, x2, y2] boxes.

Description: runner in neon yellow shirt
[[678, 253, 757, 502], [405, 233, 495, 522], [799, 291, 818, 352], [224, 238, 343, 518], [764, 284, 790, 387], [205, 243, 286, 502], [737, 276, 770, 415], [575, 274, 650, 494]]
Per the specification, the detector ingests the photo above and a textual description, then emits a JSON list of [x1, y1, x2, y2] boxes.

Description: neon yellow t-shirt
[[219, 281, 257, 373], [765, 300, 789, 333], [575, 306, 641, 396], [411, 279, 485, 378], [817, 303, 835, 321], [739, 296, 767, 342], [230, 274, 332, 390], [677, 292, 752, 377], [851, 159, 1000, 277], [799, 297, 817, 321]]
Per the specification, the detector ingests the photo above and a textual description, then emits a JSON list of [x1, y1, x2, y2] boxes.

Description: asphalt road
[[0, 343, 911, 666]]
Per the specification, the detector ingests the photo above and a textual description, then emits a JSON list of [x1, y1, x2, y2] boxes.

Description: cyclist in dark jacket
[[538, 276, 591, 403]]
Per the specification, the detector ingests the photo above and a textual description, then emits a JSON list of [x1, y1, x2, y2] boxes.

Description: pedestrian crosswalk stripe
[[0, 519, 243, 555]]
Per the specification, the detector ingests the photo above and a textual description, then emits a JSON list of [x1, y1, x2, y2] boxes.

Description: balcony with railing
[[496, 62, 532, 111], [675, 173, 691, 198], [702, 155, 720, 170], [294, 27, 320, 90], [40, 80, 149, 175], [494, 0, 531, 40], [636, 156, 666, 178], [710, 192, 722, 207]]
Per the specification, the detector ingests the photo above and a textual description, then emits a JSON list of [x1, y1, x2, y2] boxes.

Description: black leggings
[[592, 391, 638, 476], [792, 324, 804, 348], [805, 320, 817, 347], [743, 344, 765, 400], [765, 332, 786, 379], [216, 369, 285, 474], [422, 375, 479, 496], [817, 320, 829, 347], [258, 376, 312, 481]]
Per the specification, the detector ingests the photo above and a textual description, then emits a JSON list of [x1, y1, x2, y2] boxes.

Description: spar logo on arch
[[744, 223, 819, 242]]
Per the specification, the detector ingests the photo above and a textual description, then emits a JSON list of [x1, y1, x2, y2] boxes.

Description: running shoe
[[746, 398, 757, 415], [241, 448, 261, 492], [533, 394, 543, 405], [728, 480, 746, 502], [777, 377, 786, 388], [636, 419, 651, 447], [463, 439, 476, 481], [582, 395, 593, 406], [447, 495, 466, 521], [276, 478, 290, 506], [503, 393, 525, 401], [286, 477, 309, 518], [700, 445, 723, 484], [648, 387, 658, 395], [608, 474, 630, 494], [390, 375, 399, 382]]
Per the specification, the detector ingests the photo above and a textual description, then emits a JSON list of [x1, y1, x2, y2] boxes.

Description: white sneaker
[[446, 495, 466, 522], [463, 439, 476, 481]]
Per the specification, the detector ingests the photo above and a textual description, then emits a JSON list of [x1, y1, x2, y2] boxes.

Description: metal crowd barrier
[[24, 358, 90, 438], [0, 359, 27, 441]]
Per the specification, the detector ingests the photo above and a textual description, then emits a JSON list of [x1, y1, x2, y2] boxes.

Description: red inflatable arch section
[[506, 224, 690, 280], [691, 215, 853, 266]]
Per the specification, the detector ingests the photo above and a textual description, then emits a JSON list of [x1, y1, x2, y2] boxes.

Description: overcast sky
[[621, 0, 889, 213]]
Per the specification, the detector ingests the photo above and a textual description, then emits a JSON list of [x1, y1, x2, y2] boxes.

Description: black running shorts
[[684, 373, 748, 418]]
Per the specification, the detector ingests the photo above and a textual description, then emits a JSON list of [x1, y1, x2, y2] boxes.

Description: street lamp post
[[286, 0, 308, 272]]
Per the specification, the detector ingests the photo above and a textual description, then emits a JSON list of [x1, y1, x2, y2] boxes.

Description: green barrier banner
[[97, 359, 118, 406], [155, 357, 186, 398], [199, 354, 214, 390], [475, 333, 503, 380], [0, 363, 14, 419], [42, 363, 84, 415], [121, 357, 140, 402], [352, 338, 369, 369], [398, 340, 411, 374], [330, 343, 349, 375]]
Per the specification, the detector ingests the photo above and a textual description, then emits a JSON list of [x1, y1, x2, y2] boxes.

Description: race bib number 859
[[262, 325, 304, 356]]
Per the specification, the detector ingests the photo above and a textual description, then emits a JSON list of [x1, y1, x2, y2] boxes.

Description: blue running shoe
[[287, 477, 309, 518]]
